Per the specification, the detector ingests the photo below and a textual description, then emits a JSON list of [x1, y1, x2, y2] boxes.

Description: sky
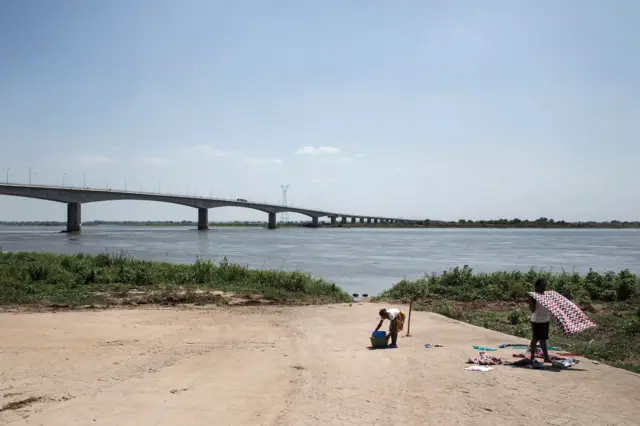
[[0, 0, 638, 223]]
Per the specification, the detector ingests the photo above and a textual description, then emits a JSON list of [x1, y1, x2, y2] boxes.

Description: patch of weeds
[[0, 252, 351, 307]]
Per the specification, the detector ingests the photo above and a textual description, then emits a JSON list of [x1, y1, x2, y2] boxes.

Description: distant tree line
[[421, 217, 640, 228], [0, 220, 300, 226], [0, 218, 638, 228]]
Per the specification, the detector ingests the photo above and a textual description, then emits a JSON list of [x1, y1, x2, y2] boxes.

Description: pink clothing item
[[528, 290, 596, 336]]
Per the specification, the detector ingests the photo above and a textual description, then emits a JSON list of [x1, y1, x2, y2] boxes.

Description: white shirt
[[386, 308, 400, 320], [531, 296, 550, 323]]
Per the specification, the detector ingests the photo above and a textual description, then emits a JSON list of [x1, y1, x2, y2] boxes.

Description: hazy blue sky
[[1, 1, 638, 222]]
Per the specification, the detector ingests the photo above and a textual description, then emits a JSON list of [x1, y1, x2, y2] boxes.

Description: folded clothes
[[473, 345, 497, 351], [553, 358, 580, 369], [465, 365, 494, 372], [499, 343, 563, 351], [467, 351, 505, 365], [512, 351, 566, 361], [508, 357, 579, 370]]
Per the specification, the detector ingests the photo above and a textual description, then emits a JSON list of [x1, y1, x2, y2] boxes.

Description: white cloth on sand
[[465, 366, 494, 372]]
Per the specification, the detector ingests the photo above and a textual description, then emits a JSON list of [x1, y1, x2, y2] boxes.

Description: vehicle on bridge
[[236, 198, 247, 202]]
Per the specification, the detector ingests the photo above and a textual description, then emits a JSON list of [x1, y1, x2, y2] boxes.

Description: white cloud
[[296, 146, 341, 155], [142, 157, 168, 166], [193, 145, 242, 157], [75, 155, 111, 166], [244, 157, 283, 165]]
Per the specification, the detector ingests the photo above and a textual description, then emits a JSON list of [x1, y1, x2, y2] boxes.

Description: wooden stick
[[406, 299, 413, 337]]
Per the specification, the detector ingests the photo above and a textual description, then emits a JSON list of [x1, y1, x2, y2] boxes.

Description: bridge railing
[[0, 181, 414, 221]]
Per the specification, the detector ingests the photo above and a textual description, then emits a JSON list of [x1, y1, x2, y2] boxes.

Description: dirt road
[[1, 303, 638, 425]]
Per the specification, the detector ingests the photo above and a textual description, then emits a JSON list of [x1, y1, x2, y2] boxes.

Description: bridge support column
[[374, 218, 379, 225], [330, 217, 336, 226], [66, 202, 82, 233], [341, 217, 347, 224], [268, 212, 277, 229], [367, 218, 372, 224], [359, 217, 364, 224], [311, 217, 319, 227], [198, 208, 209, 230], [350, 217, 356, 224]]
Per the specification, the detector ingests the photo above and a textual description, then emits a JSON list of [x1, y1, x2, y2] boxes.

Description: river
[[0, 226, 638, 295]]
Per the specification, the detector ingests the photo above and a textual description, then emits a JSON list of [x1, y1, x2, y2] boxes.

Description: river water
[[0, 226, 638, 295]]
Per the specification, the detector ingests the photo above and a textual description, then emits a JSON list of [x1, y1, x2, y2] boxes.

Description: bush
[[433, 301, 465, 320], [0, 252, 351, 306], [376, 266, 640, 304], [508, 309, 530, 326]]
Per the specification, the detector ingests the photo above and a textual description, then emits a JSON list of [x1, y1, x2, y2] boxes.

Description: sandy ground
[[0, 303, 638, 426]]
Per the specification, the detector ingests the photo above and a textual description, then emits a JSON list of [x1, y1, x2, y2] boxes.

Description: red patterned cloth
[[528, 290, 596, 335]]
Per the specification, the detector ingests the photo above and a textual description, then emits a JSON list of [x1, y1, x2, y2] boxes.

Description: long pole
[[29, 167, 32, 185], [83, 173, 86, 188], [62, 173, 66, 187], [5, 168, 9, 183], [407, 300, 414, 337]]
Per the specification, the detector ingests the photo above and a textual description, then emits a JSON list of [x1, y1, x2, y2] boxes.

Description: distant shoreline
[[0, 220, 638, 229]]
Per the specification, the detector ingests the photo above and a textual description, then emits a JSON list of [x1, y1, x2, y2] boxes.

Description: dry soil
[[0, 303, 638, 425]]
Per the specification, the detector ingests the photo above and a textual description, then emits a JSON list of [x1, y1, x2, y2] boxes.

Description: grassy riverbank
[[375, 266, 640, 373], [0, 252, 351, 307]]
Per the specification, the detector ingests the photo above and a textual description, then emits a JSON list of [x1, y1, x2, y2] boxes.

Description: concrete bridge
[[0, 183, 420, 232]]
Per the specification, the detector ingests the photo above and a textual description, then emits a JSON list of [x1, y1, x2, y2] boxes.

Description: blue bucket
[[372, 331, 387, 338]]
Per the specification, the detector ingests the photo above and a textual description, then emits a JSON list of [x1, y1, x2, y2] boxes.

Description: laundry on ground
[[467, 352, 506, 365]]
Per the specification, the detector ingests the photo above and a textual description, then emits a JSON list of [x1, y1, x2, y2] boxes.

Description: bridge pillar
[[341, 217, 347, 224], [66, 202, 82, 233], [374, 218, 379, 225], [268, 212, 277, 229], [330, 217, 336, 226], [367, 218, 372, 224], [311, 217, 319, 227], [359, 217, 364, 224], [350, 217, 356, 224], [198, 208, 209, 230]]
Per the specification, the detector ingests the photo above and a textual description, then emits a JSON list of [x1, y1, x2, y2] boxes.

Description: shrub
[[376, 267, 640, 304], [0, 252, 351, 306]]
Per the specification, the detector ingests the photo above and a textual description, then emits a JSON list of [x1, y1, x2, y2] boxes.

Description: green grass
[[374, 266, 640, 373], [0, 252, 351, 307], [376, 265, 639, 303]]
